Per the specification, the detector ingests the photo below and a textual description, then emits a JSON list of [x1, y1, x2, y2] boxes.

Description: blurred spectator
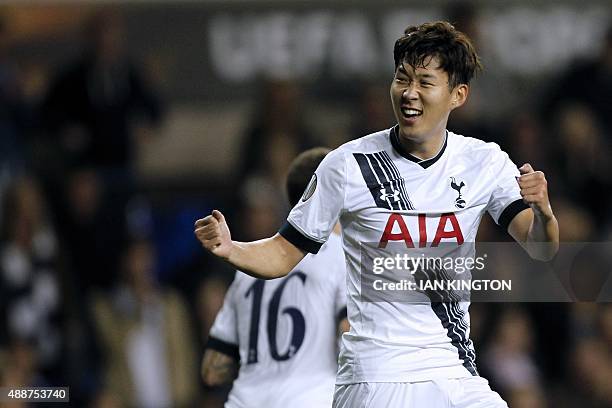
[[49, 167, 123, 404], [0, 176, 63, 384], [504, 112, 551, 173], [41, 11, 164, 183], [598, 304, 612, 345], [0, 340, 42, 407], [54, 167, 127, 293], [548, 102, 612, 230], [234, 176, 286, 241], [543, 23, 612, 135], [0, 16, 31, 188], [350, 82, 395, 139], [239, 80, 316, 187], [91, 389, 122, 408], [569, 244, 611, 302], [564, 337, 612, 407], [553, 198, 596, 242], [541, 23, 612, 234], [507, 386, 547, 408], [92, 238, 197, 408], [444, 1, 497, 141], [483, 308, 543, 398]]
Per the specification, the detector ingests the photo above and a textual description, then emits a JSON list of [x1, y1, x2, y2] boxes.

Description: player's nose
[[402, 85, 418, 101]]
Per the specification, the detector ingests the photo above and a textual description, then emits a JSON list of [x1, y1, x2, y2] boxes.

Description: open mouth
[[401, 108, 423, 119]]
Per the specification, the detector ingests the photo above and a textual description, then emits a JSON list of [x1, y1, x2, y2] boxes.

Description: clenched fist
[[517, 163, 553, 219], [194, 210, 233, 260]]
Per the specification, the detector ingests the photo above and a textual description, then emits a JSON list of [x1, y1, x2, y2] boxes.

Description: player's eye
[[420, 81, 433, 87]]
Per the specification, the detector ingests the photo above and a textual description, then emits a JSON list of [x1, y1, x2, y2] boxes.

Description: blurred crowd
[[0, 4, 611, 408]]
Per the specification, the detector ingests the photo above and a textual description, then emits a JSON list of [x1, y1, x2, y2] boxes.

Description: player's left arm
[[508, 163, 559, 261], [201, 349, 239, 387]]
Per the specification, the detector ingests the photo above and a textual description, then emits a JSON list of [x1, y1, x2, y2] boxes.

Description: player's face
[[390, 57, 467, 144]]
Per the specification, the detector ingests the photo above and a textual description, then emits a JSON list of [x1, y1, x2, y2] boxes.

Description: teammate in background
[[201, 147, 348, 408], [196, 22, 559, 407]]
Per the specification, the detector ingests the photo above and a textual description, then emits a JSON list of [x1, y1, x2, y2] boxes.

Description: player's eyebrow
[[397, 65, 437, 79]]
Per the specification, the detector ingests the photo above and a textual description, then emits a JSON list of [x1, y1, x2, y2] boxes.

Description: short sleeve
[[280, 149, 347, 254], [486, 147, 530, 231], [207, 273, 240, 359]]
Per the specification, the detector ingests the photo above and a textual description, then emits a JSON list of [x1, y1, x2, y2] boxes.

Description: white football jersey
[[208, 232, 346, 408], [280, 126, 528, 383]]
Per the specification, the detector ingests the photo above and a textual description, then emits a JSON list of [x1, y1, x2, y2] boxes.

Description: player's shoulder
[[448, 131, 507, 162]]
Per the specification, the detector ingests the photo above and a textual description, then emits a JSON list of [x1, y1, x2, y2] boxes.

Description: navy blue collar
[[390, 125, 448, 169]]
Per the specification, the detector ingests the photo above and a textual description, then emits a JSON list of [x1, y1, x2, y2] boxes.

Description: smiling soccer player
[[195, 21, 559, 408]]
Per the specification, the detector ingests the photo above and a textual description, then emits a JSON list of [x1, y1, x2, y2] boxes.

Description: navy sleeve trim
[[498, 199, 530, 231], [206, 336, 240, 361], [279, 221, 324, 254], [337, 307, 348, 322]]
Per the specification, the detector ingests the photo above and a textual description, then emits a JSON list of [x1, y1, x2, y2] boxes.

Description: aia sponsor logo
[[379, 212, 464, 248]]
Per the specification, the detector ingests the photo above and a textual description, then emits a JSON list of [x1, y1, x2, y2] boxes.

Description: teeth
[[402, 108, 421, 116]]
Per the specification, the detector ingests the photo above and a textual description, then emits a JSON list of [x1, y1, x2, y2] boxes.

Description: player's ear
[[450, 84, 469, 110]]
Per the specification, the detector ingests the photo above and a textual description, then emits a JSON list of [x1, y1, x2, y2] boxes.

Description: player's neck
[[398, 129, 447, 161]]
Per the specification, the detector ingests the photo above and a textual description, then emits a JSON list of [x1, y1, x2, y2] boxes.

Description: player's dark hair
[[393, 21, 482, 89], [286, 147, 331, 207]]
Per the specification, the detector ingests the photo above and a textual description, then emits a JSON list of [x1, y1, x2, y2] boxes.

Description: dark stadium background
[[0, 0, 610, 407]]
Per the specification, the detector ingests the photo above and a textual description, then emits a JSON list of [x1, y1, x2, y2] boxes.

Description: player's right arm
[[194, 210, 305, 279]]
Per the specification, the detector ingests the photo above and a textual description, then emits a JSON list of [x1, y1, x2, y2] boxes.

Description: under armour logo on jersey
[[450, 177, 466, 209], [379, 186, 401, 203], [353, 151, 415, 210]]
